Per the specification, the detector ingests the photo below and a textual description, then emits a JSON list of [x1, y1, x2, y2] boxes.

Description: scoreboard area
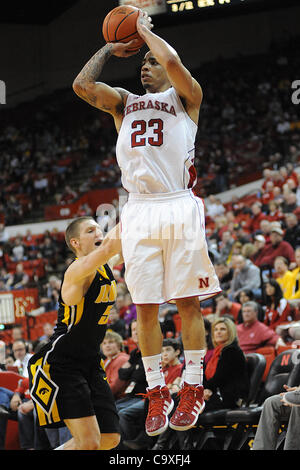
[[167, 0, 260, 14], [117, 0, 298, 27]]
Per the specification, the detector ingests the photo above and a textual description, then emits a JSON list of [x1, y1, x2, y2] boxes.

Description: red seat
[[172, 313, 182, 334], [123, 337, 138, 353], [277, 344, 300, 355], [0, 371, 23, 450], [254, 346, 276, 382]]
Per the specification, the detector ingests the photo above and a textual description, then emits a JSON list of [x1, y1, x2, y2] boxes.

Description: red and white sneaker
[[169, 382, 205, 431], [143, 385, 174, 436]]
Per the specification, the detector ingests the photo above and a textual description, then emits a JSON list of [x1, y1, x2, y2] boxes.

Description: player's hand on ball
[[110, 40, 141, 57], [137, 10, 153, 38]]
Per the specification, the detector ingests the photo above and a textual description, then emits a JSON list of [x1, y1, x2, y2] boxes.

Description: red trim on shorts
[[133, 290, 222, 305], [168, 290, 222, 303]]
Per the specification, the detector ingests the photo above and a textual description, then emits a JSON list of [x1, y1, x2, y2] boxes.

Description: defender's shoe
[[169, 382, 205, 431]]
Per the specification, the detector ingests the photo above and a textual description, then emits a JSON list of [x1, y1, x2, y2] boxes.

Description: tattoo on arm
[[78, 44, 113, 83], [73, 44, 113, 108]]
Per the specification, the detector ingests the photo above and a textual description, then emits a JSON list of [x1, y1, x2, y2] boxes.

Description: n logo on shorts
[[198, 277, 209, 288], [30, 367, 59, 415]]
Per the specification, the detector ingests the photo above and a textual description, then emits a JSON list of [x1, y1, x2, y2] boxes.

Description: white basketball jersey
[[116, 87, 198, 194]]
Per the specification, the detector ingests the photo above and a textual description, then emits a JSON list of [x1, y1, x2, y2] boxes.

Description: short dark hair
[[65, 216, 95, 254], [162, 338, 182, 354]]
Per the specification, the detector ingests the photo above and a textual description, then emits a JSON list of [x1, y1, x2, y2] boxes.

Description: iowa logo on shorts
[[31, 367, 59, 416]]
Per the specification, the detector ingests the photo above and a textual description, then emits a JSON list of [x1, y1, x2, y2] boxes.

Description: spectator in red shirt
[[256, 226, 295, 268], [237, 301, 285, 354], [251, 234, 268, 267], [115, 294, 127, 319], [59, 185, 78, 205], [267, 200, 284, 222], [261, 169, 274, 192], [286, 163, 299, 185], [161, 338, 184, 393], [101, 331, 130, 400], [245, 202, 266, 234], [214, 293, 242, 324], [263, 279, 294, 330], [259, 219, 272, 244], [261, 180, 275, 208]]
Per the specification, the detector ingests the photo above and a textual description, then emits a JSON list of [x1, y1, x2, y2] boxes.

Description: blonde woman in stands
[[203, 317, 249, 411]]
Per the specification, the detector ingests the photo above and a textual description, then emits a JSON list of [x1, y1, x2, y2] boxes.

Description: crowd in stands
[[2, 159, 300, 448], [0, 89, 121, 226], [1, 35, 300, 227], [1, 35, 300, 450]]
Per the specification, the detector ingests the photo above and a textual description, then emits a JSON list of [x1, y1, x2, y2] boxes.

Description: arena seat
[[189, 353, 266, 450], [224, 349, 299, 450], [123, 337, 138, 353], [276, 344, 300, 355], [254, 346, 276, 382], [0, 371, 23, 450], [172, 313, 182, 335]]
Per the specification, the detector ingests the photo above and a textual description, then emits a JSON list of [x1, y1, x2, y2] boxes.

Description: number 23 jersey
[[116, 87, 198, 194]]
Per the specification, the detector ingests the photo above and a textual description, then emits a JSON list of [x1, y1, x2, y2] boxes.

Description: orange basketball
[[102, 5, 145, 52]]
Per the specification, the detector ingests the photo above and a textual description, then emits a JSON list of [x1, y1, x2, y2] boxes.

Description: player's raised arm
[[72, 41, 138, 117], [137, 11, 202, 108]]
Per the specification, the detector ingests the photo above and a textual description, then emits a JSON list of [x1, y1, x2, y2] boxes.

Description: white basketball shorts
[[120, 189, 221, 304]]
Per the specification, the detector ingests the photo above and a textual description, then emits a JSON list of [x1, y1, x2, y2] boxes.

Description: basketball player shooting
[[73, 10, 221, 436]]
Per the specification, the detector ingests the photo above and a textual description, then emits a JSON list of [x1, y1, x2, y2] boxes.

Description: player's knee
[[177, 298, 201, 316], [137, 305, 159, 325], [77, 434, 101, 450]]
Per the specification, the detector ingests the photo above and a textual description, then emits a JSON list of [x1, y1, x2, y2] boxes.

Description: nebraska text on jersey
[[116, 87, 197, 194], [125, 99, 177, 117]]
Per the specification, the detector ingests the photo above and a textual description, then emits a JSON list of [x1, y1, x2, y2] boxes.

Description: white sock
[[184, 350, 205, 386], [54, 444, 65, 450], [142, 354, 165, 389]]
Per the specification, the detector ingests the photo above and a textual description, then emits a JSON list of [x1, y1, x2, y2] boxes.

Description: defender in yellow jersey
[[28, 217, 122, 450]]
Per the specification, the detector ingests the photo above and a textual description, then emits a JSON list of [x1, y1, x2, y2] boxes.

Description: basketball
[[102, 5, 145, 52]]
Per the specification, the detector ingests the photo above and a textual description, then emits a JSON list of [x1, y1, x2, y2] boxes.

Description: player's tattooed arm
[[73, 40, 138, 114], [73, 44, 115, 110]]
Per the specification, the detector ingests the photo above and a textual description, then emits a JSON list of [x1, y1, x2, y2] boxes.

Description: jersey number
[[95, 281, 116, 325], [131, 119, 164, 148]]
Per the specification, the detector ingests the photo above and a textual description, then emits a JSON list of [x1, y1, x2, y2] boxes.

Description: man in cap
[[256, 225, 295, 268], [251, 234, 267, 266]]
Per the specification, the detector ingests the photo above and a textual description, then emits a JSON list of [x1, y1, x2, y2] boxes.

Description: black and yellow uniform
[[28, 262, 120, 433]]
